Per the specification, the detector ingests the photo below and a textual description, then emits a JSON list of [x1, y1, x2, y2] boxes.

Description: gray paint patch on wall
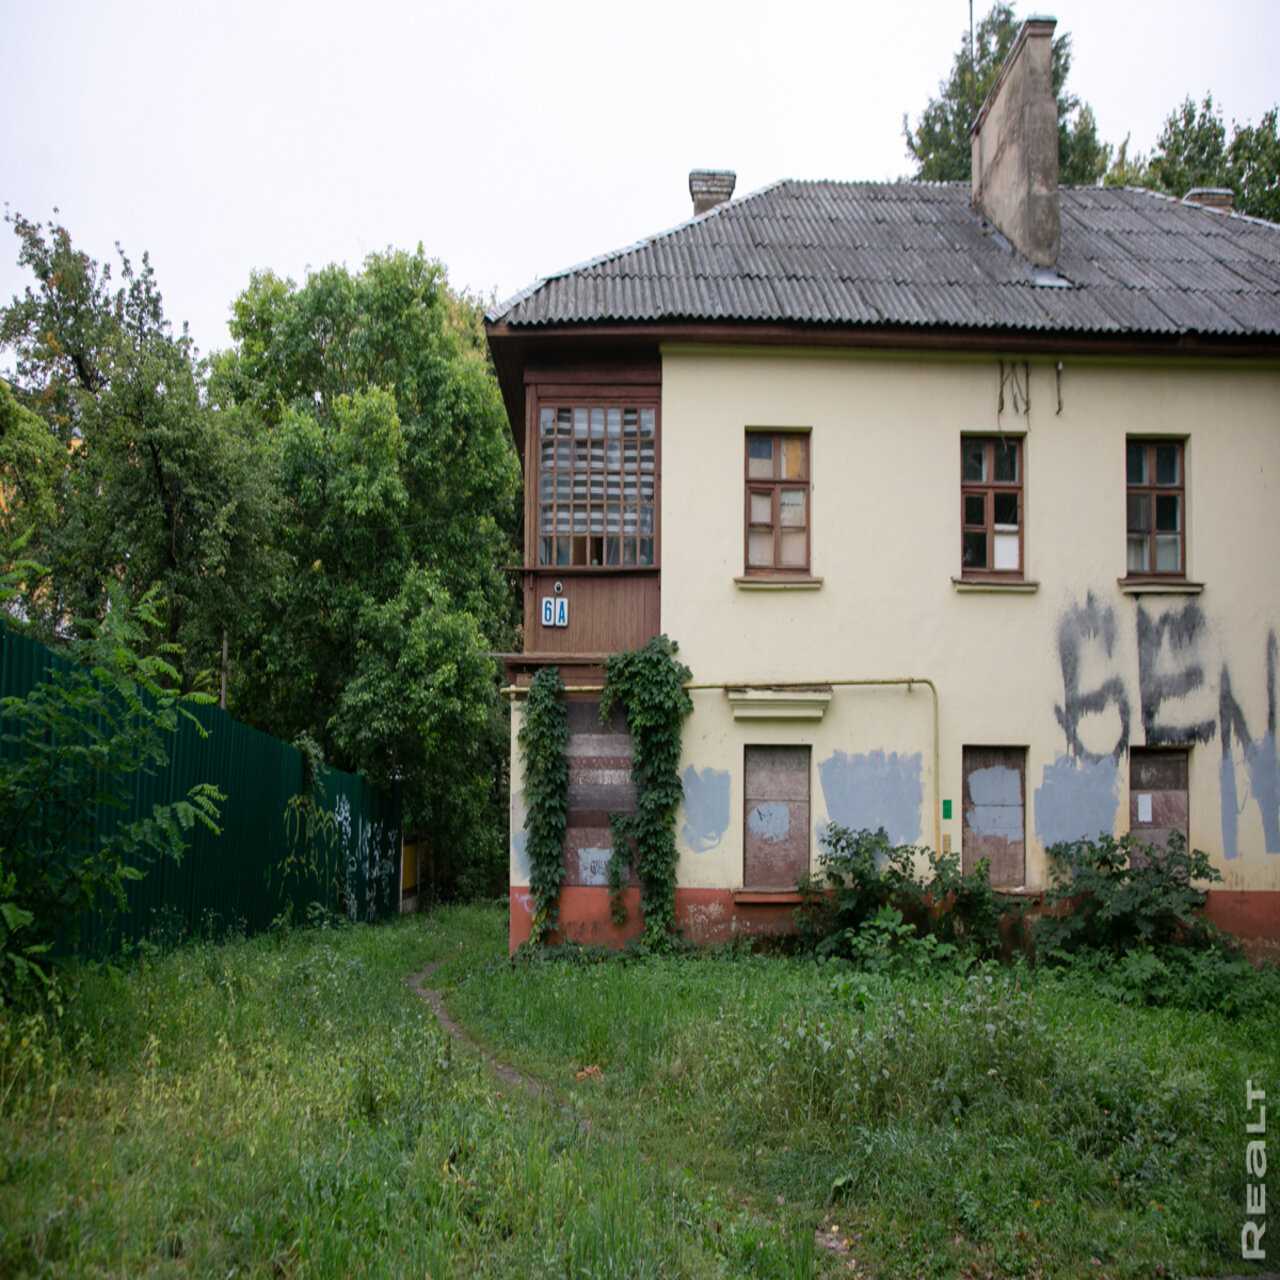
[[747, 801, 791, 843], [1034, 754, 1119, 845], [681, 765, 731, 852], [576, 846, 612, 886], [512, 828, 530, 882], [1221, 734, 1280, 860], [967, 766, 1023, 838], [818, 750, 923, 845]]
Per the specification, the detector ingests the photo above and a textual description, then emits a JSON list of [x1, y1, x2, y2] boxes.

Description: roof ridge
[[488, 176, 1280, 336], [1088, 183, 1280, 231], [489, 180, 792, 322]]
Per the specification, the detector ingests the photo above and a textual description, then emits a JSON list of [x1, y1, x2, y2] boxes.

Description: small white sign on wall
[[541, 596, 569, 628], [1137, 793, 1152, 824]]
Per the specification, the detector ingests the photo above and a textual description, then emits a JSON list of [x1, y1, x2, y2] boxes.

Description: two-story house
[[487, 18, 1280, 951]]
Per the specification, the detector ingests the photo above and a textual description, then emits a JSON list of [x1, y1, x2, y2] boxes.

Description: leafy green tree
[[0, 380, 59, 560], [0, 214, 277, 686], [214, 248, 521, 892], [904, 3, 1107, 185], [1106, 97, 1279, 223], [1143, 94, 1229, 196], [1230, 108, 1280, 223]]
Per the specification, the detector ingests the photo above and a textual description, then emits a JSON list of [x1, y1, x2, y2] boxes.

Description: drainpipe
[[503, 676, 942, 856]]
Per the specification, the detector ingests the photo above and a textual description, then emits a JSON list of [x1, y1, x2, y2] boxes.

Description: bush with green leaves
[[1035, 830, 1225, 960], [796, 826, 1010, 967], [0, 590, 222, 1003]]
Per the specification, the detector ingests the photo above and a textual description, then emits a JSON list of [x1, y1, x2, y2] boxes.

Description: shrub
[[1035, 831, 1225, 959], [797, 826, 1009, 968], [925, 847, 1005, 960]]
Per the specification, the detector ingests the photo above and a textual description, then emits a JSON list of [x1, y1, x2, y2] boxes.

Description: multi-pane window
[[1126, 439, 1184, 575], [537, 404, 656, 567], [745, 432, 809, 573], [961, 437, 1022, 575]]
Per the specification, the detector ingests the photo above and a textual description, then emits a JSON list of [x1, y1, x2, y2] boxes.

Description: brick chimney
[[689, 170, 736, 216], [969, 17, 1060, 267], [1182, 188, 1234, 212]]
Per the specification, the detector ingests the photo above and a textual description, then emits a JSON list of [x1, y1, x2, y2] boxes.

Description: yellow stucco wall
[[655, 347, 1280, 896]]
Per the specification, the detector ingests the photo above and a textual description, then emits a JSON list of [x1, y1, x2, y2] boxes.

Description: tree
[[1230, 108, 1280, 223], [1144, 94, 1229, 196], [1105, 97, 1280, 223], [214, 248, 521, 892], [0, 380, 59, 559], [0, 214, 277, 686], [904, 3, 1107, 185]]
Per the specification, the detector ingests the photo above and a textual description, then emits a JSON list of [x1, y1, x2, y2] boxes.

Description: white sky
[[3, 0, 1277, 361]]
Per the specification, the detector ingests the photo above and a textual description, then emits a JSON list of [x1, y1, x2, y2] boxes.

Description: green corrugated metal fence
[[1, 626, 401, 954]]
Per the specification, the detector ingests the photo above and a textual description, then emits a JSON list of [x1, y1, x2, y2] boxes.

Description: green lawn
[[1, 903, 1273, 1278]]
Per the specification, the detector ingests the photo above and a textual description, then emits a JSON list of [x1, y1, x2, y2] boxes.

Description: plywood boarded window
[[1128, 748, 1188, 853], [961, 746, 1025, 888], [563, 700, 636, 888], [744, 745, 810, 888]]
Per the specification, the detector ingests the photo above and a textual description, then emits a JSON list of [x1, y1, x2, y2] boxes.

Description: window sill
[[951, 577, 1039, 594], [1118, 578, 1204, 596], [522, 565, 660, 575], [732, 890, 804, 905], [734, 575, 823, 591]]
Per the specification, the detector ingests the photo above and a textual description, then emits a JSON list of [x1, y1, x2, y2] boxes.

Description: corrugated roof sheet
[[492, 181, 1280, 338]]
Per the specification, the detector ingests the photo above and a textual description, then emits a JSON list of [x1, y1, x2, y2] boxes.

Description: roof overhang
[[485, 317, 1280, 450]]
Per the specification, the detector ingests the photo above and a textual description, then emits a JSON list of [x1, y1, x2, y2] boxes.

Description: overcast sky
[[3, 0, 1277, 361]]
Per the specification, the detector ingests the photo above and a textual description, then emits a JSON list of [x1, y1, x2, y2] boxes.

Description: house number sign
[[541, 596, 569, 628]]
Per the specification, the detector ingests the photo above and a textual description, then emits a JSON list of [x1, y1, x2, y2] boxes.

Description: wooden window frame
[[960, 436, 1024, 580], [1125, 438, 1185, 580], [530, 390, 661, 571], [744, 430, 811, 576]]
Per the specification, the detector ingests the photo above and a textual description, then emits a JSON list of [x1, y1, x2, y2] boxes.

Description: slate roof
[[491, 180, 1280, 339]]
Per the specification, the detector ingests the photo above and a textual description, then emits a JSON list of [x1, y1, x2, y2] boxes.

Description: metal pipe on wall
[[502, 676, 942, 856]]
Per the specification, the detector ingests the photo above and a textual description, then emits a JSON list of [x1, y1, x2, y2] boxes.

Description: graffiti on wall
[[1040, 592, 1279, 858], [1219, 633, 1280, 858]]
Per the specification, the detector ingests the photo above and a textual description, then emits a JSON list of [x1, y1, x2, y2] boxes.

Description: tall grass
[[5, 903, 1271, 1278], [0, 906, 812, 1278], [452, 945, 1277, 1278]]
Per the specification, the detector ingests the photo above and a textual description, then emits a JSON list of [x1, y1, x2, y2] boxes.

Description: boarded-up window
[[962, 746, 1025, 888], [744, 745, 810, 888], [563, 700, 636, 888], [1128, 748, 1188, 853]]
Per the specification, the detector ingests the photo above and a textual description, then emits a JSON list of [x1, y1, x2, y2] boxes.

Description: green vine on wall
[[518, 666, 570, 943], [601, 635, 693, 945]]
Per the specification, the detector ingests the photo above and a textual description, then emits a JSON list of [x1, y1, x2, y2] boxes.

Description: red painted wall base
[[509, 885, 1280, 953], [1203, 889, 1280, 941], [508, 886, 802, 952]]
